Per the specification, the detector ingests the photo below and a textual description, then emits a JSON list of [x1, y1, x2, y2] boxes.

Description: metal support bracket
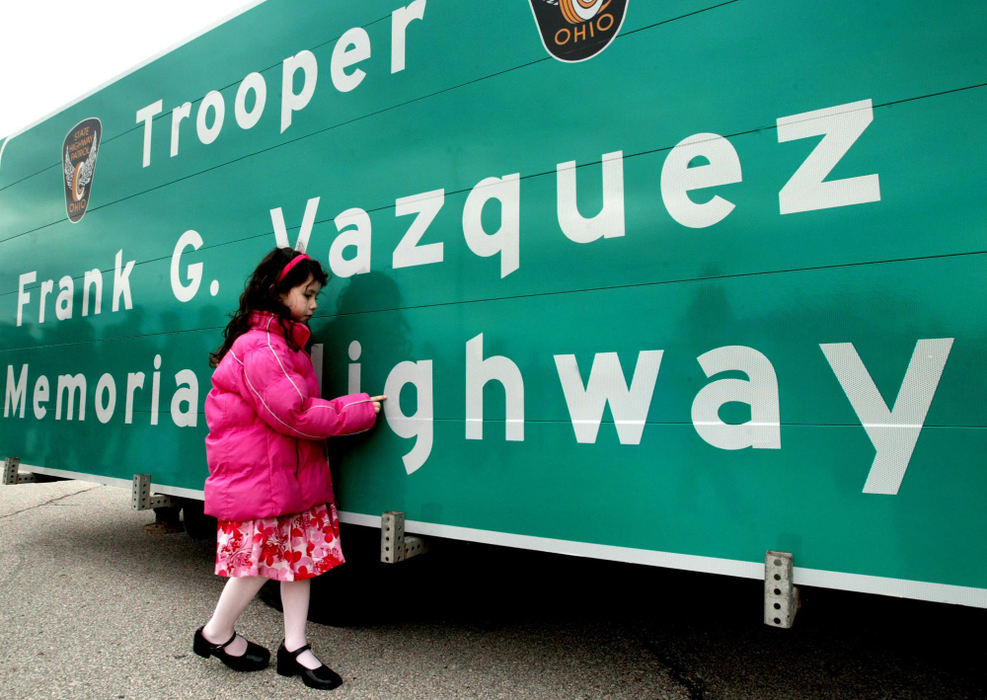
[[131, 474, 175, 511], [764, 550, 800, 628], [380, 511, 427, 564], [2, 457, 35, 485]]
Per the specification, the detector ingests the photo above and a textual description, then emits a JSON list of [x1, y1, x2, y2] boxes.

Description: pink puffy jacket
[[204, 311, 377, 521]]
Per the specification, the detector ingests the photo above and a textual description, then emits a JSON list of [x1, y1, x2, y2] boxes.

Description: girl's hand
[[370, 395, 387, 414]]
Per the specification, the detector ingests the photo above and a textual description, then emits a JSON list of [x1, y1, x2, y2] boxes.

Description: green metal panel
[[1, 0, 985, 604]]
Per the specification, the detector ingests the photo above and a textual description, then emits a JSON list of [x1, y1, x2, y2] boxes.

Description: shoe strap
[[216, 631, 238, 650], [285, 643, 311, 659]]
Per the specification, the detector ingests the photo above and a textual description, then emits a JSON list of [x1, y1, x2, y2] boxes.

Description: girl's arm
[[238, 347, 377, 439], [301, 394, 379, 436]]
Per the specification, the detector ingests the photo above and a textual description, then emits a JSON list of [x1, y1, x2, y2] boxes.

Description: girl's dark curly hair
[[209, 247, 329, 368]]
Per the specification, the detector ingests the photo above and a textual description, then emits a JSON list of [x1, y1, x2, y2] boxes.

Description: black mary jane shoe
[[192, 627, 270, 672], [277, 642, 343, 690]]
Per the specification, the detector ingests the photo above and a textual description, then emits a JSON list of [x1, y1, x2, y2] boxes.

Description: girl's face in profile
[[279, 273, 321, 324]]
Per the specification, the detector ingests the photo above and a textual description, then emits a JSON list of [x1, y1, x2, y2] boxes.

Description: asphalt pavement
[[1, 480, 984, 699]]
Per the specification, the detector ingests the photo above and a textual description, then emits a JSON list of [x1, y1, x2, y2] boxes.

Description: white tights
[[201, 577, 322, 669]]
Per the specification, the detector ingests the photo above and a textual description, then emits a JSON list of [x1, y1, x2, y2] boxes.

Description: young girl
[[193, 247, 384, 691]]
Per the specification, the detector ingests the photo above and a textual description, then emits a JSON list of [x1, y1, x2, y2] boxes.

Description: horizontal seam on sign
[[318, 249, 987, 318], [2, 245, 986, 315], [2, 81, 986, 244], [233, 349, 320, 439], [0, 61, 553, 231], [465, 417, 524, 422], [12, 234, 955, 314], [0, 325, 224, 353], [8, 411, 963, 428], [344, 418, 982, 429], [619, 0, 744, 41]]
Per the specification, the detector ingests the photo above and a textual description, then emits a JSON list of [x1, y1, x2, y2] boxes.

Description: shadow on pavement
[[253, 524, 986, 697]]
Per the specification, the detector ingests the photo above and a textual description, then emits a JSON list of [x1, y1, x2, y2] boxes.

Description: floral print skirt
[[215, 503, 345, 581]]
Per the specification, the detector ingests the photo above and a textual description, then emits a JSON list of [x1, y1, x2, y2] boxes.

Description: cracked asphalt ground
[[1, 480, 985, 699]]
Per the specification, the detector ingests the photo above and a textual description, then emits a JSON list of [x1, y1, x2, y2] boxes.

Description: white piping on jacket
[[232, 326, 374, 437], [264, 316, 305, 401], [231, 349, 320, 439]]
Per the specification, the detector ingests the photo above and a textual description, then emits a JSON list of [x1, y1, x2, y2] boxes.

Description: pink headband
[[276, 253, 310, 283]]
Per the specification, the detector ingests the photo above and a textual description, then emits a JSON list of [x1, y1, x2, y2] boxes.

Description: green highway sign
[[2, 0, 985, 606]]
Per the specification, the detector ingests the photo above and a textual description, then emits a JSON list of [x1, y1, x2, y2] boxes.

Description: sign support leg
[[380, 511, 427, 564], [764, 550, 800, 628], [131, 473, 175, 510], [2, 457, 35, 485]]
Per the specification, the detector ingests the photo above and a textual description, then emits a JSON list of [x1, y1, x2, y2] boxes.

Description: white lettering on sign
[[281, 49, 319, 133], [125, 371, 144, 425], [4, 365, 27, 419], [465, 333, 525, 442], [661, 133, 743, 229], [169, 229, 221, 302], [135, 100, 163, 167], [394, 189, 445, 269], [691, 346, 781, 450], [347, 341, 362, 395], [39, 280, 53, 323], [235, 72, 267, 130], [170, 102, 192, 157], [391, 0, 426, 73], [331, 28, 372, 93], [778, 99, 881, 215], [136, 3, 429, 168], [82, 268, 103, 317], [33, 375, 49, 420], [112, 250, 135, 312], [16, 272, 35, 327], [171, 369, 200, 428], [55, 275, 72, 321], [260, 97, 882, 280], [170, 230, 204, 303], [271, 196, 320, 253], [330, 208, 373, 278], [3, 356, 198, 429], [462, 173, 521, 278], [2, 332, 954, 492], [151, 354, 161, 426], [9, 82, 923, 501], [362, 337, 948, 487], [821, 338, 953, 495], [56, 373, 86, 421], [14, 250, 136, 327], [383, 359, 433, 475], [557, 150, 625, 243], [196, 91, 226, 145], [94, 373, 116, 424], [554, 350, 663, 445]]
